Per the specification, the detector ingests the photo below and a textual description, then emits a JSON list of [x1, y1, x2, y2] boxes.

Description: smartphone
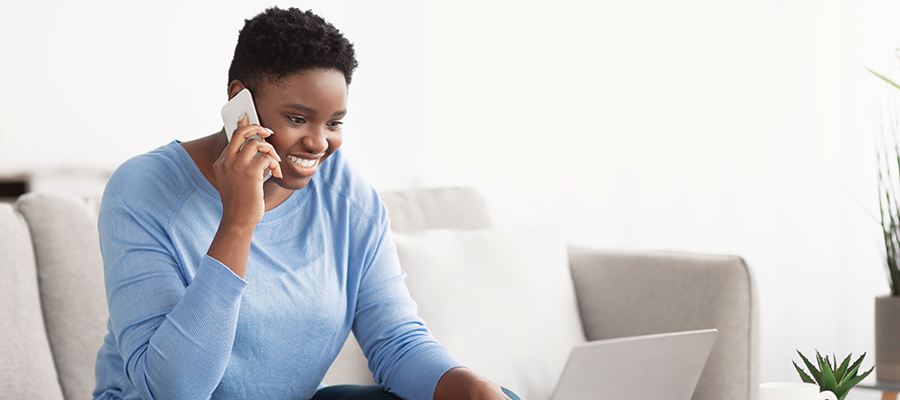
[[220, 88, 272, 180], [221, 88, 261, 143]]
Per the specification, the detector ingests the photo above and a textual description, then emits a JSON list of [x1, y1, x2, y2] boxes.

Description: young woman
[[92, 7, 518, 400]]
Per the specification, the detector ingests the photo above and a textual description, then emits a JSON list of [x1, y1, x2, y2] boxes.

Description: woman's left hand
[[467, 380, 511, 400], [434, 368, 512, 400]]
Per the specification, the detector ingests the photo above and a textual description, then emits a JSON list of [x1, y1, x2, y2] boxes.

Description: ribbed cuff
[[386, 344, 465, 400], [198, 254, 248, 290], [164, 255, 247, 353]]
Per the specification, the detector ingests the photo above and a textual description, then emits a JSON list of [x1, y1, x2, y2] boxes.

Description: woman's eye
[[327, 121, 344, 129], [288, 116, 306, 124]]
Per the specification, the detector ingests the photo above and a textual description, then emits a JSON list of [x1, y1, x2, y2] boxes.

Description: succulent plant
[[792, 350, 874, 400]]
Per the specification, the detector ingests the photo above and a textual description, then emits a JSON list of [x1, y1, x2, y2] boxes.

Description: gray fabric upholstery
[[567, 248, 760, 400], [0, 202, 65, 400], [380, 187, 493, 233], [17, 193, 107, 400]]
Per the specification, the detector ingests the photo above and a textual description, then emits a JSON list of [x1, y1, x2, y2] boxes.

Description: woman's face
[[246, 68, 348, 190]]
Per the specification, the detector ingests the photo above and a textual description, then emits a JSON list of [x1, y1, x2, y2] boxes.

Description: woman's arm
[[101, 181, 247, 399], [207, 114, 282, 279], [348, 209, 509, 400], [101, 118, 281, 399], [346, 211, 459, 400]]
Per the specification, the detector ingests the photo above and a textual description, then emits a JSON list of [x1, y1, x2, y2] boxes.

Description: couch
[[0, 187, 758, 400]]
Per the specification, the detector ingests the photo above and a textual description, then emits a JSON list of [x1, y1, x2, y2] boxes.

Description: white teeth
[[287, 155, 317, 168]]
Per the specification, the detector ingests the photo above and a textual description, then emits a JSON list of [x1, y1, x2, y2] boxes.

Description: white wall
[[2, 0, 898, 396]]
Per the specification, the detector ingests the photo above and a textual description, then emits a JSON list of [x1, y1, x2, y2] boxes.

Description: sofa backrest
[[0, 202, 65, 400], [568, 248, 760, 400], [16, 193, 108, 400], [380, 187, 494, 233]]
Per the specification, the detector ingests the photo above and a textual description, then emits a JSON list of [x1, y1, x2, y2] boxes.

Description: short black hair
[[228, 7, 358, 89]]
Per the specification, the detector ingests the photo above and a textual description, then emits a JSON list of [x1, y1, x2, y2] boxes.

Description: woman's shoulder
[[313, 149, 387, 224], [101, 141, 197, 218]]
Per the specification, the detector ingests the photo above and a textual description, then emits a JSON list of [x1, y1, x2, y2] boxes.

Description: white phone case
[[221, 88, 261, 142], [220, 88, 271, 180]]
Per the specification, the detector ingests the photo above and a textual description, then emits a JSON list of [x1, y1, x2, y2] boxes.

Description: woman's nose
[[301, 128, 328, 154]]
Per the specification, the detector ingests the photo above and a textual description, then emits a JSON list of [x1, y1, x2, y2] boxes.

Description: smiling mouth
[[287, 154, 318, 168]]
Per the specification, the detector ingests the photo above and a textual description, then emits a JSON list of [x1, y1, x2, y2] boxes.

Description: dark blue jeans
[[311, 384, 521, 400]]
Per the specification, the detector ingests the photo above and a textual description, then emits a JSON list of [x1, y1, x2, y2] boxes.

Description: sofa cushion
[[380, 187, 493, 233], [0, 202, 65, 400], [393, 226, 587, 400], [17, 193, 108, 400]]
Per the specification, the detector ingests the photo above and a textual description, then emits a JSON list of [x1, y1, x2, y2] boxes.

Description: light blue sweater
[[92, 141, 461, 400]]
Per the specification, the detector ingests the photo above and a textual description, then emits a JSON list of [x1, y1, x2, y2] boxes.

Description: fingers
[[238, 137, 279, 161], [227, 122, 275, 156], [254, 143, 284, 179], [250, 137, 281, 163], [251, 151, 284, 179], [243, 138, 283, 179], [235, 138, 283, 179], [218, 116, 282, 181]]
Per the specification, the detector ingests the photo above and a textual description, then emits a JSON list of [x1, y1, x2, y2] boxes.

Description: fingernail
[[264, 127, 274, 134], [239, 112, 246, 120]]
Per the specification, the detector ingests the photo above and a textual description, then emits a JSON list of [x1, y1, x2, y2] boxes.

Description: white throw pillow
[[393, 227, 587, 400]]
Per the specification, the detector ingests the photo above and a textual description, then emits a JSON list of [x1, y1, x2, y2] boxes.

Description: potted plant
[[793, 350, 874, 400], [866, 65, 900, 382]]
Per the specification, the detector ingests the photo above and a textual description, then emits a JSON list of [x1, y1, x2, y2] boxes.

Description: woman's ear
[[227, 80, 248, 100]]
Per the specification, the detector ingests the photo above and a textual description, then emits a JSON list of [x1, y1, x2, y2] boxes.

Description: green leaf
[[833, 387, 849, 400], [859, 365, 874, 381], [834, 366, 875, 400], [834, 354, 852, 383], [817, 351, 830, 373], [798, 350, 822, 383], [868, 67, 900, 92], [845, 353, 867, 379], [816, 350, 829, 372], [842, 362, 860, 386], [817, 351, 838, 392], [794, 361, 816, 384]]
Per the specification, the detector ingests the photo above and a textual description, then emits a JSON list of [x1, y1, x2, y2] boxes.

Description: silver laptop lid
[[552, 328, 718, 400]]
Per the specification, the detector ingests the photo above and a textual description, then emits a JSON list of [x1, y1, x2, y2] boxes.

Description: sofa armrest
[[567, 247, 759, 400], [0, 202, 65, 400]]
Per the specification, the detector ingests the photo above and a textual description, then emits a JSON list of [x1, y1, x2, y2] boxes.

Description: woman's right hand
[[208, 114, 282, 279], [213, 113, 283, 228]]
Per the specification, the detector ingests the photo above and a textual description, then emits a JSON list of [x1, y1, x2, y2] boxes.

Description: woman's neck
[[180, 131, 293, 211]]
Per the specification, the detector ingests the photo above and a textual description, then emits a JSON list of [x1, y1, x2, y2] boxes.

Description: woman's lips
[[287, 154, 317, 168], [285, 154, 320, 176]]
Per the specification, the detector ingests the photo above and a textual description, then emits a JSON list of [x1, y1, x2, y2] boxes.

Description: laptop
[[550, 328, 718, 400]]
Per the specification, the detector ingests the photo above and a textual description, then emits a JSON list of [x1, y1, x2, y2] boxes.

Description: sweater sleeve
[[351, 215, 464, 400], [99, 166, 247, 400]]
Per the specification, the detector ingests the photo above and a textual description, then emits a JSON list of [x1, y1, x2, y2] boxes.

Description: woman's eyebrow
[[286, 103, 316, 114], [286, 103, 346, 118]]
